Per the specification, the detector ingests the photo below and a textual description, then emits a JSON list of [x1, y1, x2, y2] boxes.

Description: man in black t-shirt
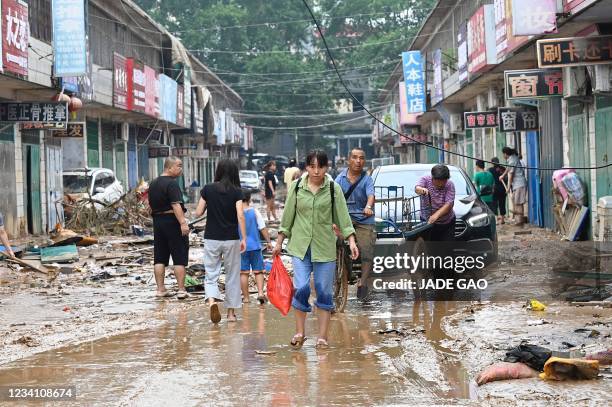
[[148, 157, 190, 299], [264, 161, 277, 222]]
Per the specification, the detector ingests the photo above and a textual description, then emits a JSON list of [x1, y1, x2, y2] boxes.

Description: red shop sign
[[2, 0, 29, 77], [113, 53, 128, 110]]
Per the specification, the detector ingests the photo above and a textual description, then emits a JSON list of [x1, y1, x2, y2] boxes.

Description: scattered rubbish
[[571, 301, 612, 308], [585, 349, 612, 365], [3, 253, 53, 275], [9, 322, 26, 327], [504, 344, 552, 371], [539, 357, 599, 381], [41, 244, 79, 264], [255, 350, 277, 355], [527, 319, 551, 326], [526, 299, 547, 311], [562, 341, 577, 348], [476, 362, 539, 386], [132, 225, 145, 237], [13, 336, 40, 347], [63, 306, 71, 312]]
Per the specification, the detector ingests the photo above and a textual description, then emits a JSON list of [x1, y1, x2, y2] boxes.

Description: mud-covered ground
[[1, 206, 611, 404]]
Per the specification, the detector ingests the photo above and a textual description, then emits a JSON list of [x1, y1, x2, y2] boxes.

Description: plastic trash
[[476, 362, 539, 386], [527, 299, 546, 311], [561, 172, 585, 205], [539, 357, 599, 380], [585, 349, 612, 366], [267, 255, 294, 316]]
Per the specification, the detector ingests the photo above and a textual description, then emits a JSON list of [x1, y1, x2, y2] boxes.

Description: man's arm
[[364, 176, 375, 217], [0, 227, 14, 258]]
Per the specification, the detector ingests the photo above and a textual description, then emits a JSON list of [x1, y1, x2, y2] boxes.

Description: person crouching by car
[[272, 149, 359, 350], [415, 164, 456, 242]]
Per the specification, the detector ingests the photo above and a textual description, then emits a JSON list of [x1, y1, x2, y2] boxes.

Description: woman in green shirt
[[272, 150, 359, 349], [473, 160, 495, 211]]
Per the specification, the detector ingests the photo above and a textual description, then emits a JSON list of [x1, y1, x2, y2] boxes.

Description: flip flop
[[315, 338, 329, 349], [210, 303, 222, 324], [155, 291, 176, 298], [257, 295, 268, 305], [177, 291, 189, 300], [290, 334, 307, 350]]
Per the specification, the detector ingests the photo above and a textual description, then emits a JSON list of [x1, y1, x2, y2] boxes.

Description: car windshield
[[63, 175, 91, 194], [240, 172, 258, 179], [374, 169, 474, 198]]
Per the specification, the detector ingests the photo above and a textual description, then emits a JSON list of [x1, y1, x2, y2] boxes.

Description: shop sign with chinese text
[[498, 107, 539, 132], [464, 111, 498, 129], [2, 0, 29, 77], [537, 35, 612, 68], [52, 0, 87, 77], [402, 51, 426, 113], [563, 0, 597, 13], [144, 65, 157, 118], [113, 53, 128, 110], [468, 5, 497, 74], [505, 69, 563, 99], [52, 122, 85, 138], [494, 0, 530, 62], [0, 102, 68, 123], [148, 146, 171, 158], [431, 49, 444, 106], [512, 0, 557, 36], [130, 60, 146, 113], [457, 22, 469, 86]]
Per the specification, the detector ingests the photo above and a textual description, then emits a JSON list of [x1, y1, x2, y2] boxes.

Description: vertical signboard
[[144, 65, 157, 117], [52, 0, 87, 77], [131, 61, 146, 113], [494, 0, 531, 62], [154, 73, 161, 118], [113, 53, 128, 110], [432, 49, 443, 106], [398, 82, 419, 126], [402, 51, 426, 114], [177, 85, 184, 127], [512, 0, 557, 36], [563, 0, 597, 13], [218, 110, 226, 145], [468, 5, 497, 74], [457, 22, 468, 86], [183, 67, 192, 130], [2, 0, 28, 77]]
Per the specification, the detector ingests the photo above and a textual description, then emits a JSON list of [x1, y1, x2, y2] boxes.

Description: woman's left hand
[[349, 240, 359, 260]]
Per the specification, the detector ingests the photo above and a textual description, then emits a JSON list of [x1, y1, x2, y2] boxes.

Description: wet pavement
[[0, 292, 482, 406]]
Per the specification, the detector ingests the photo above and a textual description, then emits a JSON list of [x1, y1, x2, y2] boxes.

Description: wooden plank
[[1, 250, 50, 274], [40, 244, 79, 264]]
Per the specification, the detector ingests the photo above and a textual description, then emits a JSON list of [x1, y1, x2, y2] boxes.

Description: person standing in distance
[[148, 157, 190, 299]]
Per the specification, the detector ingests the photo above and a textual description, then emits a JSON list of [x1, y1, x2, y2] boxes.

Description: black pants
[[153, 215, 189, 266], [491, 192, 507, 216], [429, 218, 456, 242]]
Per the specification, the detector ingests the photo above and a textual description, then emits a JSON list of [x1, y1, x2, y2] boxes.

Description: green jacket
[[279, 175, 355, 262]]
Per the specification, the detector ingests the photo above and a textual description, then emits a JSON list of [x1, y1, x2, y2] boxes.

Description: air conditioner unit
[[563, 67, 588, 98], [449, 114, 462, 133], [593, 65, 612, 94]]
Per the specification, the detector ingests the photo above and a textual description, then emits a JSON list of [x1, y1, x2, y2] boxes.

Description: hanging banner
[[457, 22, 468, 86], [464, 111, 498, 130], [159, 74, 177, 124], [154, 73, 161, 118], [512, 0, 557, 36], [52, 122, 85, 138], [2, 0, 29, 77], [431, 49, 443, 106], [218, 110, 226, 145], [537, 35, 612, 68], [468, 5, 497, 74], [401, 51, 426, 114], [494, 0, 531, 63], [177, 85, 184, 128], [113, 53, 128, 110], [505, 69, 563, 99], [498, 107, 539, 132], [52, 0, 87, 77], [563, 0, 598, 13], [144, 65, 157, 117], [0, 102, 68, 123]]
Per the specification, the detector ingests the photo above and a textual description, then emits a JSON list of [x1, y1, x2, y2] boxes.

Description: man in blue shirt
[[336, 148, 376, 300]]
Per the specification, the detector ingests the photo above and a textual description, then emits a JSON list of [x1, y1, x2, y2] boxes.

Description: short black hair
[[349, 147, 365, 157], [475, 160, 485, 169], [305, 149, 329, 167], [431, 164, 450, 180], [502, 146, 516, 156], [491, 157, 500, 164], [242, 189, 251, 203]]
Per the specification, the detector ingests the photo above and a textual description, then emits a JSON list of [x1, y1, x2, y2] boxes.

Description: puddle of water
[[0, 294, 475, 405]]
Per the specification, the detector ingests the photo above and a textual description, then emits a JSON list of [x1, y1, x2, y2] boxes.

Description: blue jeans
[[291, 248, 336, 313]]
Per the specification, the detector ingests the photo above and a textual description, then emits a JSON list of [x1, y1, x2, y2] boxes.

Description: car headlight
[[467, 213, 490, 227]]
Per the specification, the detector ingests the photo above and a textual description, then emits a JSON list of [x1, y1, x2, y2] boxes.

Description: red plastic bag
[[267, 256, 294, 316]]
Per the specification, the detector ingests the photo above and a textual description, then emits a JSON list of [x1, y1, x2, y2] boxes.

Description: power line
[[299, 0, 612, 172]]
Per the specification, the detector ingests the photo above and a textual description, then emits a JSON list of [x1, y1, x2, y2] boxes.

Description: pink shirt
[[416, 175, 455, 224]]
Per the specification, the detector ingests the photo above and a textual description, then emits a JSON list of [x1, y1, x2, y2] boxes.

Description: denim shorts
[[241, 249, 265, 273], [292, 248, 336, 312]]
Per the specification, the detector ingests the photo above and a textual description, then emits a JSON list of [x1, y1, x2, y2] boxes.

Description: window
[[94, 172, 115, 189], [29, 0, 52, 43]]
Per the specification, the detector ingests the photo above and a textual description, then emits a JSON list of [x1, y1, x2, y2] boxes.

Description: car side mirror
[[95, 187, 105, 194]]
